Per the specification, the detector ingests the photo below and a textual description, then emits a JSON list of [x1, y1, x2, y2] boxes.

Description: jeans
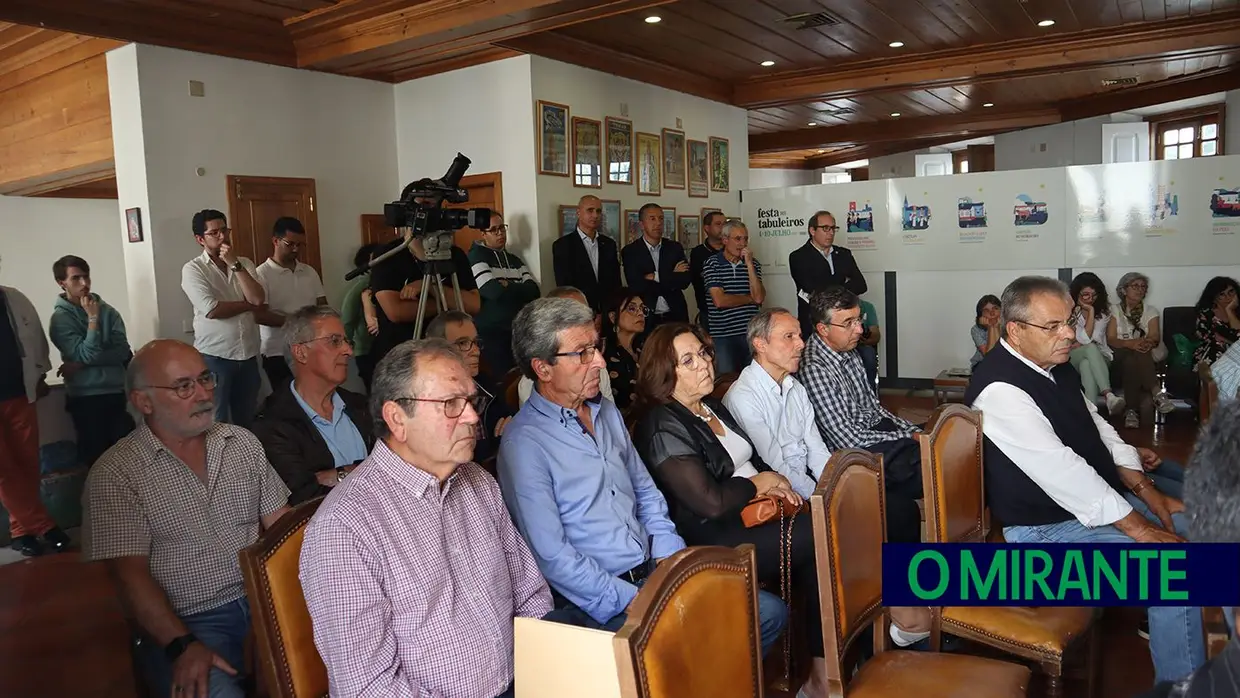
[[1069, 343, 1113, 403], [856, 343, 879, 394], [202, 355, 261, 428], [66, 393, 135, 467], [712, 334, 751, 376], [1004, 493, 1205, 684], [135, 598, 251, 698], [1148, 460, 1186, 501]]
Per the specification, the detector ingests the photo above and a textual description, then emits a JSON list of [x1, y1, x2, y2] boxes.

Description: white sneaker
[[889, 622, 931, 647], [1153, 392, 1175, 414], [1124, 410, 1140, 429], [1104, 393, 1126, 416]]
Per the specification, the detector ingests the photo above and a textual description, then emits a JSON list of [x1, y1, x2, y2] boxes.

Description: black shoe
[[9, 535, 44, 557], [42, 527, 71, 553]]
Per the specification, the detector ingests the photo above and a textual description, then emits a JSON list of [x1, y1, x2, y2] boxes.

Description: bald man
[[82, 340, 291, 698], [551, 195, 622, 313]]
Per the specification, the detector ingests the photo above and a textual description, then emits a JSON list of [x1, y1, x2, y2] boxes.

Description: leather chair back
[[918, 404, 988, 544], [240, 497, 328, 698], [710, 372, 740, 401], [810, 450, 890, 693], [613, 545, 764, 698]]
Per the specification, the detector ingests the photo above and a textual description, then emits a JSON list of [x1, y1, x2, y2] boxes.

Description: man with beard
[[254, 217, 328, 387], [83, 340, 291, 698]]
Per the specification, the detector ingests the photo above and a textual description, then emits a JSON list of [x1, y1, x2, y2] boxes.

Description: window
[[1153, 106, 1224, 160], [952, 150, 969, 174]]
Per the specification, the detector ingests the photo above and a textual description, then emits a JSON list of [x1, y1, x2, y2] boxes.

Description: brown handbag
[[740, 495, 803, 528]]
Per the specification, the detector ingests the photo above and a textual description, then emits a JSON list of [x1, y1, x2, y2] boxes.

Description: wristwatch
[[231, 261, 245, 272], [336, 468, 347, 482], [164, 633, 199, 663]]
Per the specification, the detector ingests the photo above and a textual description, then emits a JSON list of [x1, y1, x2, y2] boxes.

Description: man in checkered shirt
[[299, 339, 553, 698], [82, 340, 291, 698]]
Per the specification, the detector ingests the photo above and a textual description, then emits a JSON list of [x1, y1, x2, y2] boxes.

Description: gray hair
[[369, 338, 466, 439], [511, 297, 595, 381], [283, 305, 341, 357], [1116, 272, 1150, 301], [547, 285, 585, 301], [808, 287, 858, 330], [424, 311, 473, 340], [721, 219, 748, 240], [1000, 276, 1070, 337], [1186, 400, 1240, 542], [747, 308, 794, 352]]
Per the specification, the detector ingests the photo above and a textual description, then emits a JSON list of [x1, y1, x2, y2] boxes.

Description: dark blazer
[[252, 382, 375, 505], [621, 237, 691, 322], [552, 230, 622, 313], [788, 240, 867, 338]]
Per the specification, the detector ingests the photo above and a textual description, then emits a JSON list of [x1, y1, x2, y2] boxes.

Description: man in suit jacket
[[552, 195, 622, 313], [621, 203, 691, 328], [789, 209, 867, 338]]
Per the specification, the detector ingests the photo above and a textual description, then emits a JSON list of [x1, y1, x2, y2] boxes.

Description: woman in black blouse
[[605, 292, 646, 409], [1194, 276, 1240, 366]]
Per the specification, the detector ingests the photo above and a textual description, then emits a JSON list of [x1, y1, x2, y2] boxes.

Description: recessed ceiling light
[[889, 41, 905, 48], [983, 102, 994, 108], [817, 149, 826, 153], [808, 121, 816, 126], [644, 15, 661, 23], [760, 60, 775, 67], [1037, 19, 1055, 27], [890, 112, 901, 117]]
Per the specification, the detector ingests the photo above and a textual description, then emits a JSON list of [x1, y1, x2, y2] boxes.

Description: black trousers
[[262, 355, 293, 390], [66, 393, 135, 467], [355, 353, 376, 392]]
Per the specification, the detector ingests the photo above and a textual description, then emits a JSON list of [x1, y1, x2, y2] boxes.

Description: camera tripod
[[411, 231, 464, 340]]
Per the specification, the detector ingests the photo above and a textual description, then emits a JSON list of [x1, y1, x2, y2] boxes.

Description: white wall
[[749, 168, 817, 189], [993, 116, 1112, 171], [868, 149, 925, 179]]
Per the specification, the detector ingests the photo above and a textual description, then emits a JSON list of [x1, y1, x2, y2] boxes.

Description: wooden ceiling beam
[[803, 132, 1006, 170], [1060, 67, 1240, 122], [733, 11, 1240, 109]]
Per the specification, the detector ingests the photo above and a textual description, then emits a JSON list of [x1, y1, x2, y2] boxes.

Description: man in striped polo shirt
[[702, 219, 765, 375]]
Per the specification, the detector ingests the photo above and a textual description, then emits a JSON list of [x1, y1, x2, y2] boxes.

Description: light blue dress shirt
[[498, 389, 685, 624], [290, 381, 369, 467]]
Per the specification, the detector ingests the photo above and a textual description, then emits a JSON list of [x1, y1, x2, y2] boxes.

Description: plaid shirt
[[799, 334, 917, 450], [82, 422, 290, 616], [300, 440, 552, 698]]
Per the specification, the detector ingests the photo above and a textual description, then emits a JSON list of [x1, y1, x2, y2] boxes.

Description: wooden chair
[[239, 497, 328, 698], [710, 372, 740, 401], [502, 367, 523, 412], [810, 449, 1031, 698], [918, 405, 1099, 698], [613, 545, 765, 698]]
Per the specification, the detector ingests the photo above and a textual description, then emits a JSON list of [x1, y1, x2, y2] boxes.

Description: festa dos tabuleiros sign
[[755, 208, 805, 237]]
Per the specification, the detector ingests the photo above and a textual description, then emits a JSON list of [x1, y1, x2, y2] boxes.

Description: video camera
[[383, 152, 491, 241]]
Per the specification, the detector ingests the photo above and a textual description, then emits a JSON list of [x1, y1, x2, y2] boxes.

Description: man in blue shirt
[[252, 306, 373, 504], [500, 298, 787, 652]]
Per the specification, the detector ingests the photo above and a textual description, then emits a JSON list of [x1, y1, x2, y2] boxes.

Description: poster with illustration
[[1013, 194, 1049, 226], [687, 140, 709, 197], [678, 215, 700, 248], [625, 209, 641, 247], [601, 200, 622, 240], [709, 137, 729, 192], [662, 129, 686, 190], [636, 132, 661, 196], [537, 101, 569, 176], [605, 117, 633, 185]]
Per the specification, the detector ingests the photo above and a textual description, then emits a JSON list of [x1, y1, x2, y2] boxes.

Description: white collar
[[741, 360, 795, 396], [810, 240, 834, 257], [577, 228, 598, 245], [1000, 338, 1053, 379], [644, 237, 662, 251]]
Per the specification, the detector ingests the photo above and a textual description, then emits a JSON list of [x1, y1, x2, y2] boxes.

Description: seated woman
[[1069, 272, 1124, 415], [1193, 276, 1240, 367], [1107, 272, 1172, 428], [632, 323, 929, 698], [970, 294, 1001, 369], [605, 292, 646, 410]]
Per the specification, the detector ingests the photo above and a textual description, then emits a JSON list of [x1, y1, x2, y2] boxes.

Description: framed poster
[[538, 100, 570, 176], [662, 207, 677, 239], [687, 139, 709, 198], [572, 116, 602, 188], [677, 215, 699, 249], [662, 128, 686, 190], [709, 136, 730, 193], [624, 209, 641, 247], [558, 205, 579, 237], [636, 131, 662, 196], [125, 207, 143, 243], [605, 117, 633, 185], [601, 199, 622, 240]]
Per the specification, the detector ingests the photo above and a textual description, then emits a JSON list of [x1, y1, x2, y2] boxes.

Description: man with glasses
[[621, 203, 691, 328], [254, 217, 328, 388], [967, 276, 1202, 685], [516, 287, 613, 405], [300, 339, 553, 698], [702, 219, 765, 375], [425, 310, 513, 463], [468, 211, 539, 375], [499, 298, 685, 630], [83, 339, 291, 698], [789, 210, 867, 339], [181, 209, 265, 427], [252, 306, 372, 505]]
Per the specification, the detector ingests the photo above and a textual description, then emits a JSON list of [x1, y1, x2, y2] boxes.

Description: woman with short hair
[[1107, 272, 1172, 428]]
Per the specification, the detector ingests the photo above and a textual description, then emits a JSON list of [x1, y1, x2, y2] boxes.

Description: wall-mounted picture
[[687, 139, 709, 198], [709, 136, 730, 193], [625, 209, 641, 247], [662, 128, 686, 190], [126, 207, 143, 243], [636, 131, 662, 196], [678, 215, 700, 249], [538, 100, 570, 176], [558, 205, 579, 237], [662, 207, 677, 239], [601, 199, 622, 240], [606, 117, 633, 185], [572, 116, 602, 188]]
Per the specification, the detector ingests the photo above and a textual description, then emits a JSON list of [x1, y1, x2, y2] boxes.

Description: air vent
[[823, 107, 855, 116], [1101, 77, 1139, 87], [779, 11, 841, 30]]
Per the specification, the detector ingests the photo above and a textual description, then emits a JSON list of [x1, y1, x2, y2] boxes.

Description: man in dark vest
[[966, 275, 1202, 685]]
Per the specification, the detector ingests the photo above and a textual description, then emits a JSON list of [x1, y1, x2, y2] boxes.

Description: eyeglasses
[[1015, 318, 1074, 334], [554, 344, 603, 364], [296, 334, 353, 350], [1127, 283, 1148, 291], [278, 238, 302, 250], [200, 228, 231, 239], [678, 345, 715, 369], [484, 225, 509, 235], [452, 337, 483, 353], [394, 394, 487, 419], [623, 303, 651, 316], [145, 371, 217, 400], [828, 317, 865, 330], [812, 224, 840, 233]]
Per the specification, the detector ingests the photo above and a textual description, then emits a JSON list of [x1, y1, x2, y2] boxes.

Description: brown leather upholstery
[[710, 372, 740, 401], [240, 497, 328, 698], [614, 545, 764, 698], [941, 606, 1095, 656], [502, 368, 523, 412], [810, 449, 1030, 697]]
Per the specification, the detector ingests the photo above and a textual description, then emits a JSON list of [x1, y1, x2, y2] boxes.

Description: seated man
[[300, 339, 552, 698], [516, 286, 613, 405], [425, 310, 512, 464], [499, 298, 787, 653], [252, 306, 373, 505], [83, 340, 291, 698], [968, 275, 1202, 684], [723, 308, 831, 498]]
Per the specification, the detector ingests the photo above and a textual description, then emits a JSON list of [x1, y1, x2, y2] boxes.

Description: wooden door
[[360, 214, 398, 247], [227, 175, 321, 275]]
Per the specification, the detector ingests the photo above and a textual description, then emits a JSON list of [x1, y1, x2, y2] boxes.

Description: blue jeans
[[712, 334, 751, 376], [202, 355, 261, 428], [1149, 460, 1186, 501], [1004, 493, 1204, 684], [135, 598, 251, 698], [857, 344, 879, 393]]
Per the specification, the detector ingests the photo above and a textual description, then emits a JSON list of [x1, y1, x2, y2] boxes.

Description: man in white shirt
[[723, 308, 830, 498], [966, 275, 1202, 685], [180, 209, 265, 427], [254, 217, 328, 387]]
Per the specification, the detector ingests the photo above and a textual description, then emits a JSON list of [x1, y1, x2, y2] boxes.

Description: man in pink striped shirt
[[300, 338, 552, 698]]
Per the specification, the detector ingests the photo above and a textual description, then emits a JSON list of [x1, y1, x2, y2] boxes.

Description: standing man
[[468, 211, 540, 375], [789, 210, 866, 339], [48, 255, 135, 468], [181, 209, 265, 427], [702, 220, 765, 375], [254, 217, 327, 388], [622, 203, 691, 328], [0, 273, 68, 557], [551, 195, 621, 314], [424, 310, 515, 464], [689, 211, 726, 330]]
